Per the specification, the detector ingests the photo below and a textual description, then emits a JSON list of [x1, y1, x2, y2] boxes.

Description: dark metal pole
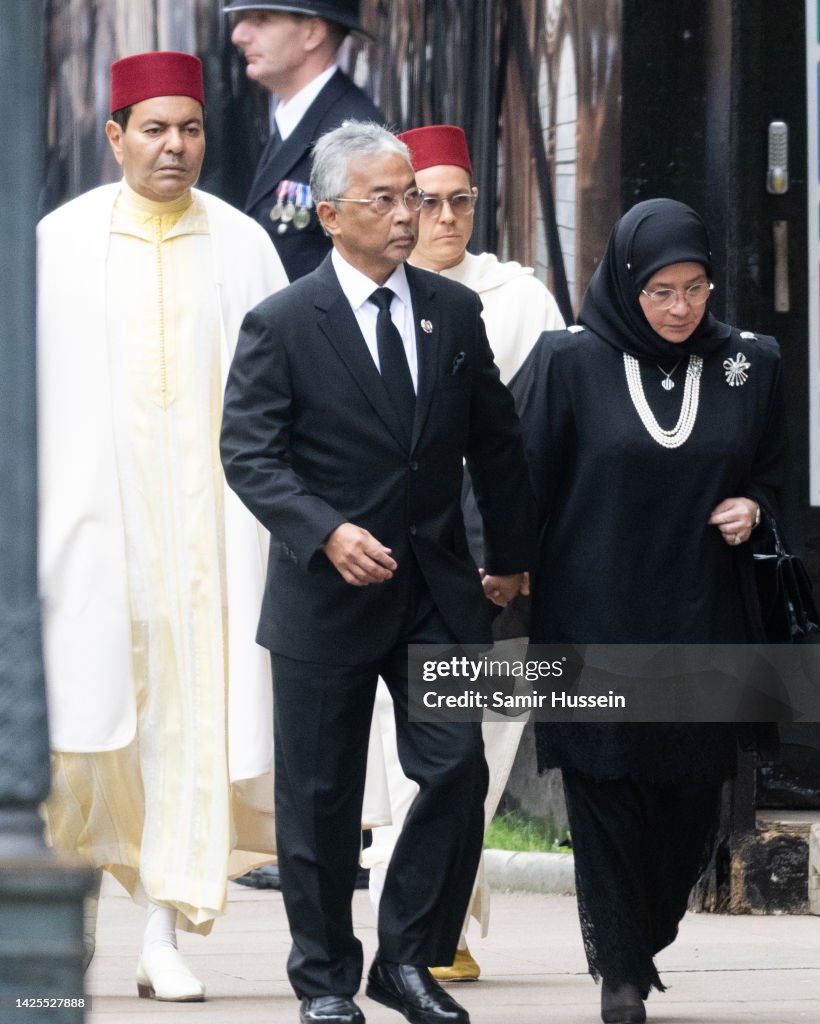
[[508, 0, 573, 323], [0, 0, 51, 850], [471, 0, 498, 254], [0, 2, 93, 1017]]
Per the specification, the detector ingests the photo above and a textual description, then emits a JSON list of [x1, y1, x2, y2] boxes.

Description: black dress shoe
[[600, 980, 646, 1024], [235, 864, 371, 890], [366, 956, 469, 1024], [234, 864, 283, 889], [299, 995, 365, 1024]]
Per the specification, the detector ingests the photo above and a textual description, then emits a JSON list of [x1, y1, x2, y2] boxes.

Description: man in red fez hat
[[361, 124, 563, 981], [397, 124, 563, 382], [38, 50, 287, 1003], [226, 0, 383, 282]]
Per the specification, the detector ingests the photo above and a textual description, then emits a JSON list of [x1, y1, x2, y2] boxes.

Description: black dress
[[514, 324, 785, 781], [511, 324, 786, 992]]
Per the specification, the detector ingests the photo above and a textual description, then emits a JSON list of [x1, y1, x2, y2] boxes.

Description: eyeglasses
[[333, 187, 424, 216], [640, 281, 714, 310], [419, 192, 477, 218]]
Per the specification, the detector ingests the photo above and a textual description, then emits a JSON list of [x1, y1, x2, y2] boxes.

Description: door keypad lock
[[767, 121, 789, 194]]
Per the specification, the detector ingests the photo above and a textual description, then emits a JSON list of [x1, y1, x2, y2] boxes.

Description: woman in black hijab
[[508, 199, 786, 1023]]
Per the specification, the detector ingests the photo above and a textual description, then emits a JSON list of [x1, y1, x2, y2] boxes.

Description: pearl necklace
[[623, 353, 703, 448]]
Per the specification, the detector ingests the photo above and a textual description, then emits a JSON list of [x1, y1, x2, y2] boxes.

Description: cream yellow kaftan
[[45, 183, 274, 933]]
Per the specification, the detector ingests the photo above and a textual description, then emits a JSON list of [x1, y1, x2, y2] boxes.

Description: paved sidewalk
[[83, 873, 819, 1023]]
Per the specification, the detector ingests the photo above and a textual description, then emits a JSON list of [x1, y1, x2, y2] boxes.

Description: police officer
[[226, 0, 384, 280]]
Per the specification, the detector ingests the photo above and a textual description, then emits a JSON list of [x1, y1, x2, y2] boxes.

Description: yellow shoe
[[429, 946, 481, 982]]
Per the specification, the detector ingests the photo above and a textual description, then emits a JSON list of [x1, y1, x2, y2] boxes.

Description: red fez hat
[[110, 51, 205, 113], [397, 125, 473, 175]]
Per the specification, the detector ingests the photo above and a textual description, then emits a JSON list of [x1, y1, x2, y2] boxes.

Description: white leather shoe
[[136, 945, 205, 1002]]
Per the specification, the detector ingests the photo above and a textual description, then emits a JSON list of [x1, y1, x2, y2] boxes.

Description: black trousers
[[271, 587, 488, 999], [562, 769, 722, 995]]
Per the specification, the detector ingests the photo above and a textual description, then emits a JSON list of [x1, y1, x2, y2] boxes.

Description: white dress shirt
[[274, 64, 339, 141], [331, 249, 418, 391]]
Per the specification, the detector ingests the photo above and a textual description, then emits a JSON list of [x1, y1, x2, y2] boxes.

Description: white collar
[[274, 65, 338, 141], [331, 249, 412, 314]]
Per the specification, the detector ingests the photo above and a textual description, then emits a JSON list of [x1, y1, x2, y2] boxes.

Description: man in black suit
[[221, 122, 535, 1024], [226, 0, 383, 281]]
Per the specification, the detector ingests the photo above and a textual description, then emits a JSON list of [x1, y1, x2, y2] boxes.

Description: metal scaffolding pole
[[0, 2, 93, 1019]]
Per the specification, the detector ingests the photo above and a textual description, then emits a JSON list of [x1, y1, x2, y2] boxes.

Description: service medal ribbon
[[269, 180, 289, 222], [293, 184, 312, 230]]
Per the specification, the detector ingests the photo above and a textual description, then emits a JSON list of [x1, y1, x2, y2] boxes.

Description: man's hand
[[480, 570, 530, 608], [322, 523, 398, 586]]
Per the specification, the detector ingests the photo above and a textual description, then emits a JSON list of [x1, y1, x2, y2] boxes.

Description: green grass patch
[[484, 811, 571, 854]]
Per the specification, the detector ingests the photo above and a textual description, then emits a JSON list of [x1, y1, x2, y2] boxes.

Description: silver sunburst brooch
[[723, 352, 750, 387]]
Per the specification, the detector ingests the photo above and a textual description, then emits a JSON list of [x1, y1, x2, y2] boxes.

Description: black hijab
[[579, 198, 732, 360]]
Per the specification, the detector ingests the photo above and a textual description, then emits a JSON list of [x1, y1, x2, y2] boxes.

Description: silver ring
[[732, 533, 741, 545]]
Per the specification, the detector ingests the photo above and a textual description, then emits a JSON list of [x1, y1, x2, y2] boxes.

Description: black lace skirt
[[562, 768, 722, 994]]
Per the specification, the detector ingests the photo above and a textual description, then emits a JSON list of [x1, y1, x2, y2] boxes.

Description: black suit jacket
[[221, 256, 537, 665], [246, 70, 384, 281]]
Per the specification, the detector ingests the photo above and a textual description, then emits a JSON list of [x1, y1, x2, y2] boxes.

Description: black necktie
[[246, 123, 283, 214], [369, 287, 416, 442], [265, 116, 283, 154]]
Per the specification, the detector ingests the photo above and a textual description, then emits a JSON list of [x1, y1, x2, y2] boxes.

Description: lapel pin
[[420, 319, 433, 334]]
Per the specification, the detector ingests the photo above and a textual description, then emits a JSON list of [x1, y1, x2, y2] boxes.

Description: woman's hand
[[708, 497, 759, 546], [479, 569, 530, 607]]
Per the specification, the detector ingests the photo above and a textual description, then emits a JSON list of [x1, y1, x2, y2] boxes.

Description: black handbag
[[753, 511, 820, 643]]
